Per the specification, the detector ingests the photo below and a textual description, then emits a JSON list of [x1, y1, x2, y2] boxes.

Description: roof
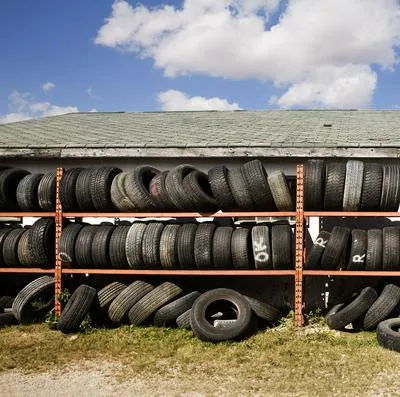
[[0, 110, 399, 159]]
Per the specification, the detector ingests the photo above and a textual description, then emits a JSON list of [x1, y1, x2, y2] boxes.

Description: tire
[[347, 229, 367, 270], [251, 225, 272, 270], [320, 226, 350, 270], [142, 222, 165, 269], [90, 167, 122, 211], [149, 171, 176, 210], [58, 285, 97, 333], [60, 168, 83, 211], [377, 318, 400, 352], [177, 223, 198, 269], [75, 168, 95, 211], [382, 227, 400, 271], [110, 172, 136, 211], [0, 168, 30, 210], [124, 166, 160, 211], [0, 229, 12, 267], [244, 295, 280, 323], [109, 226, 130, 269], [267, 171, 293, 211], [360, 163, 383, 211], [37, 172, 56, 211], [74, 226, 98, 268], [366, 229, 382, 271], [182, 171, 219, 213], [0, 296, 14, 310], [227, 167, 255, 210], [125, 223, 147, 269], [16, 173, 43, 211], [17, 229, 35, 267], [108, 280, 154, 324], [159, 224, 181, 269], [12, 275, 55, 324], [379, 165, 400, 211], [208, 165, 237, 211], [190, 288, 253, 342], [213, 226, 233, 269], [194, 223, 216, 269], [326, 286, 378, 330], [153, 291, 201, 327], [176, 309, 191, 330], [360, 284, 400, 330], [342, 160, 364, 211], [0, 312, 17, 328], [304, 159, 325, 210], [28, 218, 55, 267], [3, 229, 25, 267], [98, 282, 127, 310], [231, 228, 252, 270], [271, 224, 293, 270], [324, 162, 346, 210], [91, 225, 115, 268], [165, 165, 198, 210], [128, 282, 183, 325], [59, 223, 84, 263], [241, 160, 275, 210], [304, 231, 331, 270]]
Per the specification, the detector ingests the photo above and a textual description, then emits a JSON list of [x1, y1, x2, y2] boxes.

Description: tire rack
[[1, 164, 399, 328]]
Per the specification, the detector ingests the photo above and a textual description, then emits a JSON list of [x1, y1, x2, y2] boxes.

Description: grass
[[1, 317, 400, 396]]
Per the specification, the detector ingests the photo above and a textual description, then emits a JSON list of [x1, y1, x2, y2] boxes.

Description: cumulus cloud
[[95, 0, 400, 108], [158, 89, 242, 111], [42, 82, 55, 92], [0, 90, 79, 124]]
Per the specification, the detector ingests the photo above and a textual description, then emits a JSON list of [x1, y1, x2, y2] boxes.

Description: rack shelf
[[0, 268, 54, 274], [304, 211, 400, 217], [303, 270, 400, 277], [0, 212, 56, 217]]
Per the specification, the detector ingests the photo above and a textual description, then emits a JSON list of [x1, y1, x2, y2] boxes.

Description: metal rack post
[[295, 164, 304, 327]]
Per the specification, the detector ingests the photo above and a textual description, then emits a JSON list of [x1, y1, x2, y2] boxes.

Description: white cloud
[[86, 87, 102, 100], [95, 0, 400, 108], [0, 90, 79, 124], [88, 108, 98, 112], [158, 89, 242, 111], [42, 82, 55, 92]]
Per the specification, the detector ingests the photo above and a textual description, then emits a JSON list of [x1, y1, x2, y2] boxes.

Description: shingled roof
[[0, 110, 398, 159]]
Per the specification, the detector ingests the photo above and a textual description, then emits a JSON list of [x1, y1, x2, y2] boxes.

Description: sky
[[1, 0, 400, 123]]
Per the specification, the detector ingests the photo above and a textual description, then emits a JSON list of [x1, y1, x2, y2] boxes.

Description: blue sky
[[1, 0, 400, 122]]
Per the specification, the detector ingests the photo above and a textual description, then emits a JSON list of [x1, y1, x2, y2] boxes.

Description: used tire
[[126, 223, 147, 269], [342, 160, 364, 211], [326, 286, 378, 330], [0, 229, 12, 267], [98, 282, 127, 310], [12, 276, 55, 324], [75, 168, 96, 211], [37, 172, 56, 211], [304, 159, 325, 210], [213, 226, 233, 269], [244, 295, 280, 323], [16, 173, 43, 211], [366, 229, 383, 271], [74, 226, 98, 268], [176, 309, 191, 330], [232, 228, 252, 270], [60, 168, 83, 211], [380, 165, 400, 211], [3, 228, 25, 267], [227, 167, 255, 210], [109, 226, 130, 269], [17, 229, 35, 267], [190, 288, 253, 342], [159, 224, 181, 269], [110, 172, 136, 211], [267, 171, 293, 211], [90, 167, 122, 211], [153, 291, 201, 327], [58, 285, 97, 333], [59, 223, 84, 263], [109, 280, 154, 324], [377, 318, 400, 352], [149, 171, 176, 211], [194, 223, 216, 269], [28, 218, 55, 267], [347, 229, 367, 270], [271, 224, 293, 270], [320, 226, 350, 270], [91, 225, 115, 268], [360, 163, 383, 211], [382, 227, 400, 271], [177, 223, 198, 269], [142, 222, 165, 269], [128, 282, 183, 325], [208, 165, 237, 211], [304, 231, 331, 270], [0, 168, 30, 210], [324, 162, 346, 210], [251, 225, 272, 270]]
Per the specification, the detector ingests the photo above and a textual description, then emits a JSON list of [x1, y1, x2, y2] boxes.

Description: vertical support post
[[54, 167, 64, 317], [295, 164, 304, 327]]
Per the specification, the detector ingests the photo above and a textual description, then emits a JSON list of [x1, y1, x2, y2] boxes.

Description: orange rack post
[[54, 167, 63, 317], [295, 164, 304, 328]]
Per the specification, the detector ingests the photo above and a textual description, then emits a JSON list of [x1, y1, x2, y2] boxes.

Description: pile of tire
[[0, 167, 56, 211], [0, 218, 55, 268], [57, 281, 281, 342], [59, 221, 294, 270], [325, 284, 400, 352], [60, 161, 294, 212], [304, 159, 399, 211], [305, 226, 400, 271]]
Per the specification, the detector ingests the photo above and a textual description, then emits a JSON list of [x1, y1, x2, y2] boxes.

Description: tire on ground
[[377, 318, 400, 352], [244, 295, 280, 323], [176, 309, 192, 330], [98, 282, 127, 310]]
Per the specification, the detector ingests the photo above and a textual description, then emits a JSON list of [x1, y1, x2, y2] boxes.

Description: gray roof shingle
[[0, 110, 398, 158]]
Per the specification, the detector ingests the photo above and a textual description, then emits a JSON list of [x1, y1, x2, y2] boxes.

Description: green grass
[[1, 319, 400, 396]]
